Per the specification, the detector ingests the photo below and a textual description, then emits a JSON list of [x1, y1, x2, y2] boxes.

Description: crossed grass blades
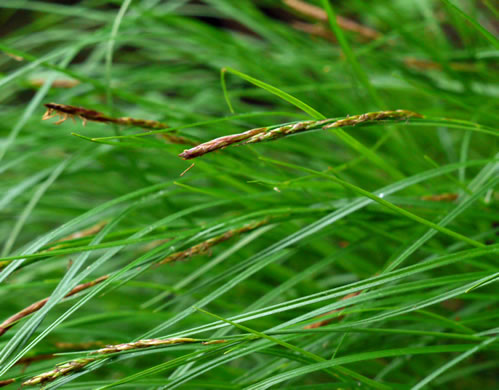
[[0, 219, 267, 337]]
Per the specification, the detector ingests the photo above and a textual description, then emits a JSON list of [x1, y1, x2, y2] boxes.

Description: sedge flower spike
[[179, 109, 423, 159]]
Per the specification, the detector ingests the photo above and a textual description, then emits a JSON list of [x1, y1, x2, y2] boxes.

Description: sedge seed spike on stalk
[[42, 103, 197, 145], [179, 109, 423, 159]]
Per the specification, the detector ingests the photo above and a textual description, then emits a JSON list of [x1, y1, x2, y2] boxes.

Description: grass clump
[[0, 0, 498, 389]]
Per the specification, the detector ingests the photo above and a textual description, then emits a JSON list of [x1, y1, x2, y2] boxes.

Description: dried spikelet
[[31, 79, 80, 88], [42, 103, 197, 145], [421, 193, 459, 202], [16, 354, 57, 366], [284, 0, 381, 40], [157, 219, 268, 265], [322, 109, 423, 129], [93, 338, 198, 354], [42, 103, 104, 126], [179, 127, 267, 159], [404, 57, 477, 72], [156, 132, 199, 146], [0, 379, 16, 387], [5, 52, 23, 61], [22, 358, 95, 386], [23, 337, 227, 386], [47, 220, 108, 251], [55, 341, 108, 350], [291, 21, 337, 42], [140, 238, 172, 252], [304, 291, 361, 329], [180, 109, 423, 160], [0, 276, 108, 337]]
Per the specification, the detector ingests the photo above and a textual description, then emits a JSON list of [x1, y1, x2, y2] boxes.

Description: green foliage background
[[0, 0, 497, 388]]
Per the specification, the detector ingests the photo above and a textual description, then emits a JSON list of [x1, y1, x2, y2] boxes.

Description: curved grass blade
[[221, 67, 326, 119], [440, 0, 499, 49]]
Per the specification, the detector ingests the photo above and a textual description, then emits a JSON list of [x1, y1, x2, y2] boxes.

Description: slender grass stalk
[[320, 0, 385, 108], [440, 0, 499, 49], [105, 0, 132, 117], [411, 336, 498, 390], [221, 67, 326, 119]]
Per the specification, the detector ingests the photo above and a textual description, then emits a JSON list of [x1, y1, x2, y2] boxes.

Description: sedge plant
[[0, 0, 498, 389]]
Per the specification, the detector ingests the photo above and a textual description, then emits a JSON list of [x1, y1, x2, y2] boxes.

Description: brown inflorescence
[[42, 103, 197, 145], [304, 291, 361, 329], [178, 127, 267, 159], [43, 103, 118, 126], [0, 379, 16, 387], [284, 0, 381, 41], [157, 219, 268, 265], [322, 109, 423, 129], [404, 57, 477, 72], [55, 341, 108, 350], [22, 337, 227, 386], [93, 337, 198, 354], [43, 103, 168, 128], [47, 220, 108, 251], [22, 358, 95, 386], [179, 109, 423, 160], [0, 276, 108, 337], [31, 79, 80, 88], [291, 21, 337, 42], [421, 193, 459, 202]]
